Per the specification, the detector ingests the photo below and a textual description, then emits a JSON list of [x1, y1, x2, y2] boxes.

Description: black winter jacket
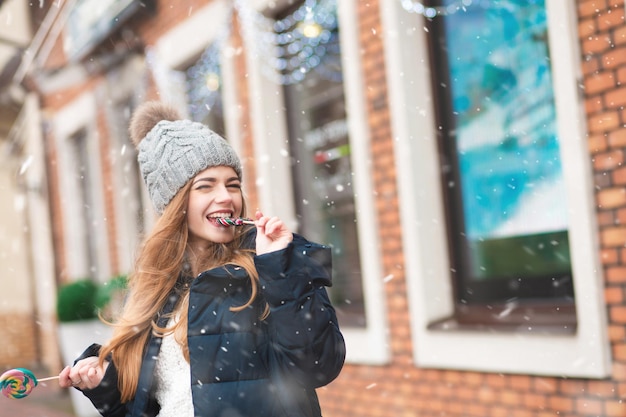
[[77, 233, 345, 417]]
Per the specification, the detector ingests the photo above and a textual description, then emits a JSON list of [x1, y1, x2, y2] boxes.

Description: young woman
[[58, 101, 346, 417]]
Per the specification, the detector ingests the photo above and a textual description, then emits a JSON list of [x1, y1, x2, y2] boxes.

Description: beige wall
[[0, 0, 63, 373], [0, 0, 32, 134], [0, 168, 32, 311], [0, 0, 32, 49], [0, 157, 37, 367]]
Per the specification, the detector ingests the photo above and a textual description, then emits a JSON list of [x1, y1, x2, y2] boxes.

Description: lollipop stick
[[37, 376, 60, 382]]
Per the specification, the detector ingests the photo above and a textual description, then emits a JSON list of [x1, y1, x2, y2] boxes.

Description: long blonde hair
[[99, 181, 264, 403]]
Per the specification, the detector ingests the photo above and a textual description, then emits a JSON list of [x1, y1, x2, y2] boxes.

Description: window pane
[[111, 100, 145, 234], [186, 43, 226, 136], [278, 1, 366, 327], [428, 0, 574, 316], [69, 129, 98, 276]]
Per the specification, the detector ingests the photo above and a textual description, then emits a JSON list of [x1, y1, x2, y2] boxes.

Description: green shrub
[[56, 279, 101, 322]]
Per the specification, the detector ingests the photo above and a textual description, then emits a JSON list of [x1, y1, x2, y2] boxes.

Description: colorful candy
[[215, 217, 255, 226], [0, 368, 38, 399]]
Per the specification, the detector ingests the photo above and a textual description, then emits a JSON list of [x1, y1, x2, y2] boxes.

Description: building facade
[[1, 0, 626, 415], [0, 0, 60, 374]]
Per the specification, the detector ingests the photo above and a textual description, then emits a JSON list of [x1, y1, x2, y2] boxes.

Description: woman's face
[[187, 166, 243, 247]]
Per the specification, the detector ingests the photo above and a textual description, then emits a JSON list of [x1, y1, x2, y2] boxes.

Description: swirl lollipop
[[1, 368, 38, 399], [215, 217, 255, 227], [0, 368, 57, 399]]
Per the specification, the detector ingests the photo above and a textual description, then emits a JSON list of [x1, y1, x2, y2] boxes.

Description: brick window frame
[[52, 92, 111, 282], [381, 0, 611, 377], [243, 0, 390, 364]]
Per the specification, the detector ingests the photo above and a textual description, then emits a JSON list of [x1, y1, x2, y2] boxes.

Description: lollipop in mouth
[[214, 217, 255, 227]]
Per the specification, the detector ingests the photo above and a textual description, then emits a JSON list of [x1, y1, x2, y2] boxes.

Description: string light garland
[[398, 0, 545, 17], [235, 0, 342, 85], [399, 0, 475, 17]]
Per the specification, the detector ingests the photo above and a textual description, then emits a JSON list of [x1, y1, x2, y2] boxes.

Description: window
[[53, 93, 110, 281], [382, 0, 610, 377], [107, 97, 146, 272], [245, 0, 389, 363], [117, 102, 145, 235], [68, 129, 98, 276], [277, 2, 366, 328], [426, 0, 575, 331]]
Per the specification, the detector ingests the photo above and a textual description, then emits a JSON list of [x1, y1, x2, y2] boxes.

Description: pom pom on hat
[[129, 101, 181, 147], [130, 101, 242, 214]]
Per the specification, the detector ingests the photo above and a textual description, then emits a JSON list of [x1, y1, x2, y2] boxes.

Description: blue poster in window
[[445, 0, 569, 241]]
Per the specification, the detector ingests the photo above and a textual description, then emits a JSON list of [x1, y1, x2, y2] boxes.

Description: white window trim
[[103, 56, 147, 273], [381, 0, 611, 377], [53, 92, 110, 282], [244, 0, 390, 364], [240, 4, 297, 230]]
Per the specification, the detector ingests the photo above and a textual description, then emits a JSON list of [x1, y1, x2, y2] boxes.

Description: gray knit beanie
[[129, 101, 242, 214]]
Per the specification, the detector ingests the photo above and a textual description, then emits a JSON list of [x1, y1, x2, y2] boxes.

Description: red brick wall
[[96, 95, 120, 275], [234, 15, 260, 212], [0, 314, 38, 368], [581, 0, 626, 404], [44, 119, 66, 283]]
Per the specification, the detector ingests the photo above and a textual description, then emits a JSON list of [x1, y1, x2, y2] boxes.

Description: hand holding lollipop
[[217, 214, 293, 254]]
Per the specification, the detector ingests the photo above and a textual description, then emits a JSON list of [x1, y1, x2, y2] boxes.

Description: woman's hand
[[254, 210, 293, 255], [59, 357, 108, 390]]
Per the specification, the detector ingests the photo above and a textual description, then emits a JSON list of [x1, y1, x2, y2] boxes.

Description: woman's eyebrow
[[192, 176, 240, 185], [192, 177, 217, 185]]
